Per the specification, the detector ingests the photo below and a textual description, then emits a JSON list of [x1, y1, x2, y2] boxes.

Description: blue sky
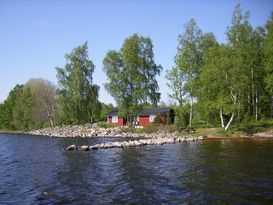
[[0, 0, 272, 105]]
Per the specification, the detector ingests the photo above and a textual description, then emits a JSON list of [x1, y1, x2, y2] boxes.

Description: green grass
[[235, 119, 273, 135], [120, 124, 176, 134], [0, 129, 21, 134], [97, 121, 115, 128], [190, 127, 223, 137]]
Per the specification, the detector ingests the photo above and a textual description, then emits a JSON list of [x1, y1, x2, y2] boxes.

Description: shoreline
[[1, 125, 273, 141]]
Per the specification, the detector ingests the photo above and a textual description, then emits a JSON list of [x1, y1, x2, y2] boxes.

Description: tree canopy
[[56, 42, 100, 124], [103, 34, 162, 123], [1, 4, 273, 132]]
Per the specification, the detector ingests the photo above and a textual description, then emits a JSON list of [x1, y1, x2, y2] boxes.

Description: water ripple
[[0, 134, 273, 204]]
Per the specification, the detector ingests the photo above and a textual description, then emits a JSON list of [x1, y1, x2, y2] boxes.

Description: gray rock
[[78, 145, 89, 151], [89, 145, 99, 150], [66, 144, 76, 151]]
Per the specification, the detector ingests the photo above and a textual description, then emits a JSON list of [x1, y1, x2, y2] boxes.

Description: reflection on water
[[0, 134, 273, 204]]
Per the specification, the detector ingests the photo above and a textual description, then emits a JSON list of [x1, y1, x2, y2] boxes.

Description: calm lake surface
[[0, 134, 273, 205]]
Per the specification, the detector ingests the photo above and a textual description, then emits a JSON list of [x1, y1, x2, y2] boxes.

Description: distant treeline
[[0, 4, 272, 131]]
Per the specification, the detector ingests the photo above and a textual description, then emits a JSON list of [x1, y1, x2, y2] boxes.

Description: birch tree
[[172, 19, 202, 128], [199, 45, 239, 131], [56, 42, 100, 124], [25, 78, 58, 127], [262, 12, 273, 117], [103, 34, 162, 125], [226, 4, 264, 121]]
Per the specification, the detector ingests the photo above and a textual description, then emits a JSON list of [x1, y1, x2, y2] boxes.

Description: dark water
[[0, 134, 273, 205]]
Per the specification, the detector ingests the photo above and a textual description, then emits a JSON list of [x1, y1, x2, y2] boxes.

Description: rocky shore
[[27, 124, 207, 151], [27, 124, 181, 139], [27, 124, 122, 138], [66, 136, 205, 151], [253, 132, 273, 138]]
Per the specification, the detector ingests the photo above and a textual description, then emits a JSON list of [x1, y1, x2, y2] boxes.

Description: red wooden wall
[[108, 116, 126, 126]]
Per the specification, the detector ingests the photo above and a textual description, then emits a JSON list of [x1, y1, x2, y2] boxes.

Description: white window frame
[[112, 116, 118, 123], [149, 115, 156, 123]]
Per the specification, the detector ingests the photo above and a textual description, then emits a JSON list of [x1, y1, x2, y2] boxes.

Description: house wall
[[108, 114, 169, 127], [159, 116, 166, 124], [139, 115, 167, 126], [108, 116, 126, 126], [139, 116, 150, 126]]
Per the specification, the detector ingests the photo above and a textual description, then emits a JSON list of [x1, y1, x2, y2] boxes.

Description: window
[[112, 116, 118, 123], [149, 115, 156, 122]]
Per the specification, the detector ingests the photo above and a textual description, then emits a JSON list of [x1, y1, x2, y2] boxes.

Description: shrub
[[97, 121, 114, 128]]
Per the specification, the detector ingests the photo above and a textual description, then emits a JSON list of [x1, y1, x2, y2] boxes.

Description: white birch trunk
[[271, 95, 273, 118], [255, 89, 258, 120], [220, 108, 225, 129], [189, 96, 193, 128], [224, 113, 234, 132]]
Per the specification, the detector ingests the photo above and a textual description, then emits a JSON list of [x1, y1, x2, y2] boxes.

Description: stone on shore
[[253, 132, 273, 138], [78, 145, 89, 151], [26, 124, 185, 139], [66, 135, 205, 152], [66, 144, 77, 151]]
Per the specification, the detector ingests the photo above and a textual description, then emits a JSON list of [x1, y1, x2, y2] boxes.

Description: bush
[[173, 106, 189, 130], [139, 124, 176, 134], [236, 119, 273, 135], [97, 121, 114, 128]]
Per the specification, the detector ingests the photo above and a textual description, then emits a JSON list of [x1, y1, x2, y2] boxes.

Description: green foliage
[[140, 124, 176, 134], [166, 19, 217, 128], [262, 12, 273, 117], [173, 105, 189, 129], [56, 42, 100, 124], [166, 66, 187, 106], [152, 116, 161, 124], [165, 4, 272, 133], [166, 111, 173, 125], [25, 78, 58, 127], [0, 84, 24, 130], [12, 87, 33, 131], [103, 34, 162, 123], [99, 103, 114, 121], [236, 119, 273, 135], [97, 121, 114, 129], [1, 4, 273, 135], [0, 79, 58, 131]]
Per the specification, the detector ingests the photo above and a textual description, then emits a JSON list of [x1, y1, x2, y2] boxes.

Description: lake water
[[0, 134, 273, 204]]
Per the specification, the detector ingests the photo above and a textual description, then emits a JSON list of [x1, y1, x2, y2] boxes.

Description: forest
[[0, 5, 273, 133]]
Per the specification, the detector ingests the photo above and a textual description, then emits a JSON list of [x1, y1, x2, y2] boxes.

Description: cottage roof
[[138, 107, 171, 116], [107, 109, 119, 116], [107, 107, 172, 117]]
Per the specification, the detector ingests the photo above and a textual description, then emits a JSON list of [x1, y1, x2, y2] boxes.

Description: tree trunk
[[224, 113, 234, 132], [252, 87, 255, 117], [49, 118, 54, 127], [220, 108, 225, 129], [255, 89, 258, 120], [237, 101, 240, 126], [247, 92, 251, 115], [251, 67, 254, 117], [271, 95, 273, 118], [189, 96, 193, 128]]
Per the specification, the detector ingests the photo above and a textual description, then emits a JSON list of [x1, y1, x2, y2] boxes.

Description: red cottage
[[107, 109, 127, 126], [107, 107, 174, 127], [137, 108, 174, 126]]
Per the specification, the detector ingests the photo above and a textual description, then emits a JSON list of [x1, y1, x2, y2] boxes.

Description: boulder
[[89, 145, 99, 150], [66, 144, 77, 151], [78, 145, 89, 151]]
